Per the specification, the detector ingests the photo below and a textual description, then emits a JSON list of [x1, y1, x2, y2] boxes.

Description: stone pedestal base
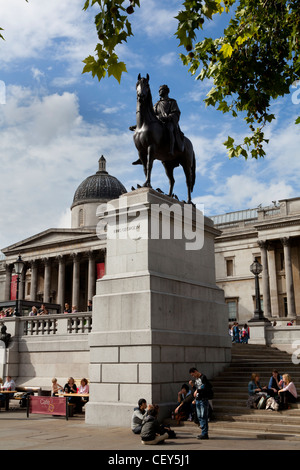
[[85, 189, 231, 427], [249, 321, 271, 345]]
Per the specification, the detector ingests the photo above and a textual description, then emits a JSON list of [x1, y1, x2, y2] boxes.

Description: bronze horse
[[132, 74, 196, 203]]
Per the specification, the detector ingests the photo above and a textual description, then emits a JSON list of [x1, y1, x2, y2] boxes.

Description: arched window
[[79, 208, 84, 227]]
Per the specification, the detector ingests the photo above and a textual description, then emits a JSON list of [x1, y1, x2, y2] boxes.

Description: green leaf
[[220, 43, 233, 58], [107, 61, 127, 83], [223, 136, 235, 148]]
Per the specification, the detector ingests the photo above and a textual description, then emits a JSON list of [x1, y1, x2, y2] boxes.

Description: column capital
[[42, 257, 52, 266], [29, 259, 38, 268], [87, 250, 96, 259], [5, 263, 13, 273], [280, 236, 291, 247], [257, 240, 269, 249]]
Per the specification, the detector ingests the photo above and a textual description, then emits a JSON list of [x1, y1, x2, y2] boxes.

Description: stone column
[[72, 253, 80, 309], [4, 264, 13, 301], [43, 258, 51, 303], [281, 237, 296, 318], [258, 240, 271, 318], [57, 255, 66, 312], [87, 251, 96, 304], [30, 260, 38, 301], [267, 245, 279, 317]]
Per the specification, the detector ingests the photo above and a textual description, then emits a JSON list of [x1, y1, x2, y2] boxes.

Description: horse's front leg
[[143, 146, 154, 188]]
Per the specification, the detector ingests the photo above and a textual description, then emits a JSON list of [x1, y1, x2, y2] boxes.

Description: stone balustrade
[[2, 312, 92, 338]]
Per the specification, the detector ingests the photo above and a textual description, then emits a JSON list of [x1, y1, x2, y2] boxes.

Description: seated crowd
[[0, 375, 89, 413], [0, 307, 15, 317], [247, 369, 298, 410], [130, 368, 214, 444], [51, 376, 89, 413]]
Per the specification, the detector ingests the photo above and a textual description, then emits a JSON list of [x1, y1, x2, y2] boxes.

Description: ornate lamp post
[[249, 257, 268, 322], [13, 254, 25, 316]]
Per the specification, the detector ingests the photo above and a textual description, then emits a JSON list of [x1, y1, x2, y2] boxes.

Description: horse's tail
[[191, 151, 196, 191]]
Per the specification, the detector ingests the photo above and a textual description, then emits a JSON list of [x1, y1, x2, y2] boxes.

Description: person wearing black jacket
[[140, 404, 169, 445], [189, 367, 213, 440]]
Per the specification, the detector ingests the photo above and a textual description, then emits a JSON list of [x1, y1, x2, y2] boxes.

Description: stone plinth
[[86, 189, 231, 427]]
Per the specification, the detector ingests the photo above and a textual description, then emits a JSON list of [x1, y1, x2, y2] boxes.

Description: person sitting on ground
[[278, 374, 298, 409], [247, 373, 268, 408], [268, 369, 282, 397], [51, 378, 63, 396], [131, 398, 147, 434], [140, 404, 169, 445], [174, 384, 193, 422]]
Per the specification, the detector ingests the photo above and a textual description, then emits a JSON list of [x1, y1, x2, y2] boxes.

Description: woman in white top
[[278, 374, 298, 408]]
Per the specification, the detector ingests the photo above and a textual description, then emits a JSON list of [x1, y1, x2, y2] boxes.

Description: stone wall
[[2, 313, 91, 390]]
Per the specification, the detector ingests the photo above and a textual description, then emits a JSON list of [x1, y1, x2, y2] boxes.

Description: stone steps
[[180, 343, 300, 440]]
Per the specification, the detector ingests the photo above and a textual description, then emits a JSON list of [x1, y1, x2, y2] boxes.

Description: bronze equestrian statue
[[130, 74, 196, 204]]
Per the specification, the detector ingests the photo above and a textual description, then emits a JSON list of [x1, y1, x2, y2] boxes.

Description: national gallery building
[[0, 156, 127, 314], [1, 156, 300, 326]]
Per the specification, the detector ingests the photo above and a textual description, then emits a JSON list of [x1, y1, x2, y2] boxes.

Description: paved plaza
[[0, 410, 299, 455]]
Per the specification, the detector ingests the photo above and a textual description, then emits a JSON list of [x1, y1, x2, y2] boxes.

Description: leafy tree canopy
[[81, 0, 300, 159], [2, 1, 299, 159]]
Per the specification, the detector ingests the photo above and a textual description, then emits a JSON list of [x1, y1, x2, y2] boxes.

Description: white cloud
[[133, 0, 178, 39], [159, 52, 178, 67], [0, 85, 136, 249], [31, 67, 45, 81]]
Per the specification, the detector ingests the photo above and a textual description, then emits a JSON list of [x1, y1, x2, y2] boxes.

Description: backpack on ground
[[266, 397, 279, 411]]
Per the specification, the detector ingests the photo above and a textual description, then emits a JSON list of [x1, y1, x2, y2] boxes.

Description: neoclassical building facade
[[0, 157, 127, 313], [1, 160, 300, 328], [211, 198, 300, 325]]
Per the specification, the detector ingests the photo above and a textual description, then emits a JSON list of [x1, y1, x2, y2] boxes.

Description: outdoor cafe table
[[56, 393, 89, 416], [0, 390, 17, 411]]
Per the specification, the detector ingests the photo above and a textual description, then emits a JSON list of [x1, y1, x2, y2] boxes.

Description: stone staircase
[[206, 343, 300, 440]]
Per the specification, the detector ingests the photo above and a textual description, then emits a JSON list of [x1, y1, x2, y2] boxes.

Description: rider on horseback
[[130, 84, 184, 164]]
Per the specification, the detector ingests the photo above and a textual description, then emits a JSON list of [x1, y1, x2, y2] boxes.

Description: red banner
[[28, 396, 67, 418], [10, 274, 17, 300], [97, 262, 105, 279]]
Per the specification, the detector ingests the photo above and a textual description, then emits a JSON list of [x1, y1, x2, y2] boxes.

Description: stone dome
[[71, 156, 127, 209]]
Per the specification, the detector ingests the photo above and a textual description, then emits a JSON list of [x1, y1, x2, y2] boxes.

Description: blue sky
[[0, 0, 299, 251]]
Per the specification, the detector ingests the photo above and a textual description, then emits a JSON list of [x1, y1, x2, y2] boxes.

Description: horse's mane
[[147, 87, 159, 122], [137, 77, 160, 124]]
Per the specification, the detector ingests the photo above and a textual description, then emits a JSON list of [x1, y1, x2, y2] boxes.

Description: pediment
[[2, 228, 97, 255]]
